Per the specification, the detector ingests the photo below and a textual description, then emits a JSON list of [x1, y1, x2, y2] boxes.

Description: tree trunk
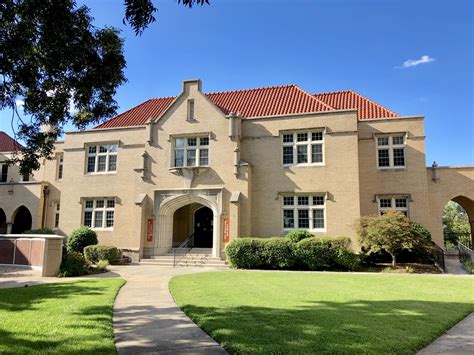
[[389, 252, 396, 267]]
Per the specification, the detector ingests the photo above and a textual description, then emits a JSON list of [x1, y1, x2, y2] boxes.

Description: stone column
[[6, 222, 12, 234]]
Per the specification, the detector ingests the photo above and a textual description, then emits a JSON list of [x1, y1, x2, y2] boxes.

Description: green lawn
[[169, 271, 474, 354], [0, 278, 125, 354]]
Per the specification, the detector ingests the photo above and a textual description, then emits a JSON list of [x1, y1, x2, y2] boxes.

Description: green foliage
[[462, 260, 474, 274], [286, 229, 313, 243], [96, 259, 110, 271], [411, 223, 432, 241], [84, 245, 118, 264], [23, 228, 54, 234], [443, 201, 471, 247], [356, 211, 429, 266], [225, 236, 358, 271], [66, 226, 98, 253], [59, 251, 87, 277]]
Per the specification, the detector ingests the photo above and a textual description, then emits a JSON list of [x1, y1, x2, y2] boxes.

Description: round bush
[[84, 245, 118, 264], [67, 226, 98, 253], [286, 230, 313, 243], [261, 238, 297, 269], [294, 237, 337, 270], [225, 238, 265, 269], [59, 251, 87, 277]]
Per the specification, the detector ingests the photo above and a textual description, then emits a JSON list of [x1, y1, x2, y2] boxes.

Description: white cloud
[[395, 55, 435, 69], [15, 99, 25, 111]]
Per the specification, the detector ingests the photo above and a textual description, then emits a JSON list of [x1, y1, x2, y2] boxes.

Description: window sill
[[282, 163, 325, 169], [85, 172, 117, 176], [89, 228, 114, 232], [283, 228, 327, 233], [377, 167, 406, 172]]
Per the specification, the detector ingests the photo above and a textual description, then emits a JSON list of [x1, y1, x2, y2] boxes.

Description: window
[[83, 198, 115, 229], [57, 154, 64, 180], [86, 144, 118, 174], [376, 135, 406, 168], [174, 136, 209, 167], [187, 99, 195, 120], [282, 194, 326, 230], [378, 196, 409, 217], [282, 130, 324, 166], [1, 164, 8, 183], [54, 203, 60, 228]]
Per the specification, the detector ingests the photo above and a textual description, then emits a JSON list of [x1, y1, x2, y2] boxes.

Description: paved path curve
[[110, 264, 229, 354], [417, 313, 474, 354]]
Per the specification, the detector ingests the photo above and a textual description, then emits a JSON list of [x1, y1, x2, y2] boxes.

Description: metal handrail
[[173, 233, 194, 266], [458, 241, 473, 263], [431, 243, 446, 272]]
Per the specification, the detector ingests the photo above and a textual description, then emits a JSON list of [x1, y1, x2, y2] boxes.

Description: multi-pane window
[[57, 154, 64, 180], [282, 130, 324, 166], [377, 135, 406, 168], [83, 198, 115, 229], [1, 164, 8, 183], [378, 196, 409, 217], [282, 194, 326, 230], [174, 136, 209, 167], [86, 144, 118, 174], [54, 203, 60, 229]]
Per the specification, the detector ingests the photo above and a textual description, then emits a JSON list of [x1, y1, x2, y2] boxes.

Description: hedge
[[59, 251, 87, 277], [24, 228, 54, 234], [225, 236, 359, 271], [67, 226, 98, 253], [84, 245, 118, 264]]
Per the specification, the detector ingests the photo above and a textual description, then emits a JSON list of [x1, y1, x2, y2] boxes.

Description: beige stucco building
[[1, 80, 473, 261]]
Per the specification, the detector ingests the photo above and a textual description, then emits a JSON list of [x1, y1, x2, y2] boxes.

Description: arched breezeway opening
[[0, 208, 7, 234], [11, 206, 32, 234], [442, 196, 474, 249], [155, 191, 222, 257]]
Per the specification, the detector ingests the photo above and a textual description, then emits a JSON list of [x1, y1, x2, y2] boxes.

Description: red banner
[[223, 218, 230, 243], [146, 219, 153, 242]]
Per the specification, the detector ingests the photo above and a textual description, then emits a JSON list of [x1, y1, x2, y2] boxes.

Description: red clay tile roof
[[0, 131, 23, 153], [95, 85, 400, 129], [313, 90, 400, 120]]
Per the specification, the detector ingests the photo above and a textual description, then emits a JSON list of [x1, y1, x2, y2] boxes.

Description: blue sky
[[1, 0, 472, 166]]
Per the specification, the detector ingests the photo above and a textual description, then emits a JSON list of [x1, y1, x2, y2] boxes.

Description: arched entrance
[[442, 196, 474, 248], [12, 206, 32, 234], [0, 209, 6, 234]]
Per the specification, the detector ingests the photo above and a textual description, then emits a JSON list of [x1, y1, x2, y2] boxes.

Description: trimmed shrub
[[261, 238, 297, 269], [84, 245, 118, 264], [286, 230, 313, 243], [335, 248, 361, 270], [96, 259, 110, 271], [67, 226, 98, 253], [225, 238, 265, 269], [24, 228, 54, 234], [59, 251, 87, 277]]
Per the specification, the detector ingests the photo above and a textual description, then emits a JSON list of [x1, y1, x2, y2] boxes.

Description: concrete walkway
[[417, 313, 474, 354], [444, 255, 468, 275], [109, 264, 229, 354], [0, 265, 63, 289]]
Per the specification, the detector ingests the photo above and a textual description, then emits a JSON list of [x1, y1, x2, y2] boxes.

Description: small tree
[[356, 211, 427, 266]]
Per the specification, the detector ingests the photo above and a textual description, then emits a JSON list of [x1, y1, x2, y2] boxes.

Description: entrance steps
[[140, 248, 228, 267]]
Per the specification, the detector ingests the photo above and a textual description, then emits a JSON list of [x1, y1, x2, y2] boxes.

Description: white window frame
[[0, 163, 8, 183], [83, 198, 115, 230], [377, 195, 410, 217], [376, 134, 406, 169], [172, 136, 209, 168], [86, 143, 118, 175], [282, 130, 325, 167], [54, 203, 60, 229], [281, 194, 326, 232]]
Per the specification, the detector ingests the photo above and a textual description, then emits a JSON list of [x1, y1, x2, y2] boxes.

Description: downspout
[[41, 185, 50, 228]]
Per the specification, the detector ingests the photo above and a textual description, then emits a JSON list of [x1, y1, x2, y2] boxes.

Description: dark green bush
[[261, 238, 297, 269], [59, 251, 87, 277], [286, 230, 313, 243], [84, 245, 118, 264], [24, 228, 54, 234], [335, 248, 361, 270], [67, 226, 98, 253], [225, 238, 265, 269]]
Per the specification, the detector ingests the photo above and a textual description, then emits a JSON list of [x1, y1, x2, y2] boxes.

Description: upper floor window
[[0, 164, 8, 183], [282, 194, 326, 231], [282, 131, 324, 166], [378, 196, 409, 217], [174, 136, 209, 167], [83, 198, 115, 229], [187, 99, 195, 120], [54, 203, 60, 229], [376, 135, 405, 169], [57, 154, 64, 180], [86, 144, 117, 174]]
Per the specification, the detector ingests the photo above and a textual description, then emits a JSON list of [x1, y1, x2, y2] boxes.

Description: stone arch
[[155, 192, 222, 257], [11, 205, 32, 234], [444, 195, 474, 247], [0, 208, 6, 234]]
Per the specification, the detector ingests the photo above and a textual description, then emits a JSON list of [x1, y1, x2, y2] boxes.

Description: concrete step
[[140, 259, 228, 267], [146, 254, 221, 261]]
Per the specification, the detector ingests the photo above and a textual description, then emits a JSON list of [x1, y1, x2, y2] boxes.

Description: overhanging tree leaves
[[0, 0, 209, 175]]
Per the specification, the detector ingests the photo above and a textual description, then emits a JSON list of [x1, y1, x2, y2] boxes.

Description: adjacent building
[[1, 80, 473, 260]]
